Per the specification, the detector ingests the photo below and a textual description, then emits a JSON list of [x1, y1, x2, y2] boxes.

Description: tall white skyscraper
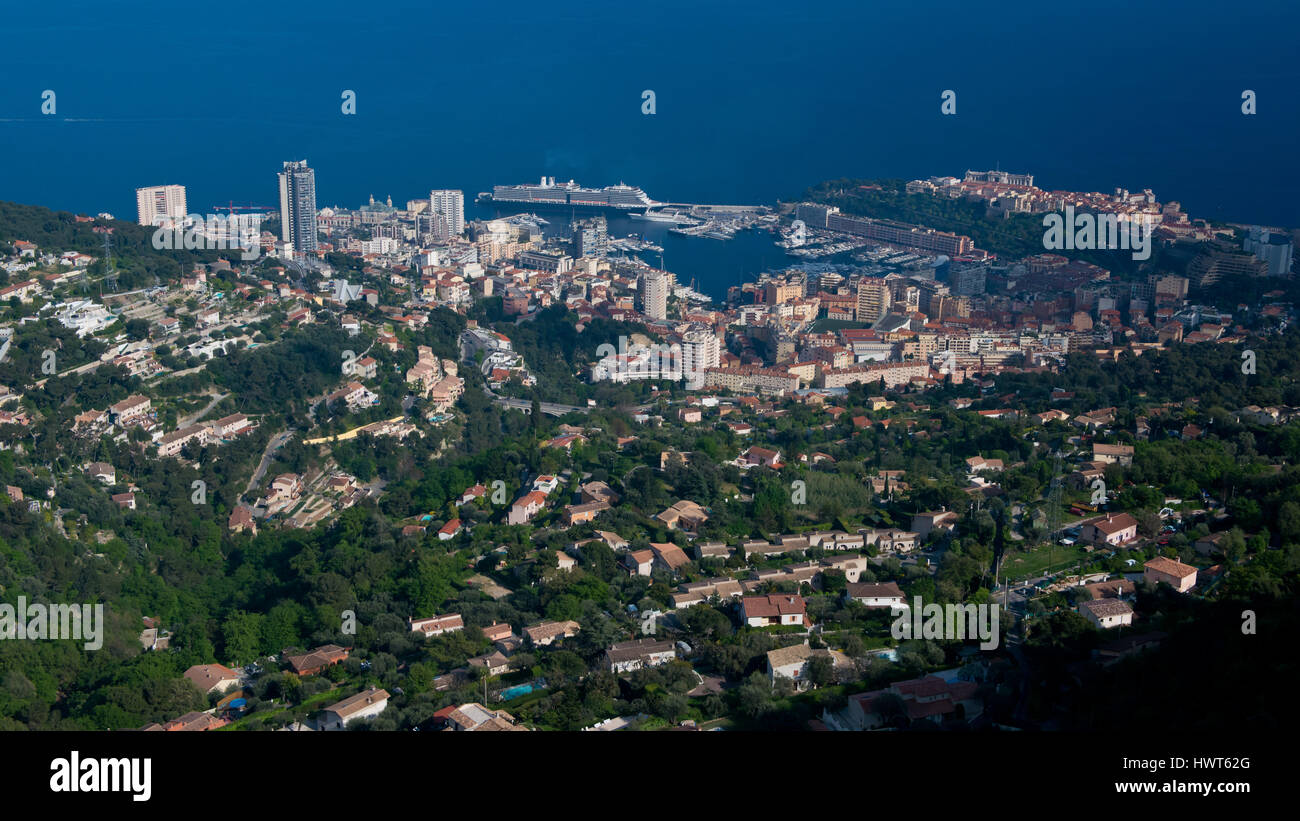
[[429, 189, 465, 237], [639, 271, 668, 320], [681, 326, 720, 389], [136, 185, 187, 227], [855, 276, 892, 323], [279, 160, 319, 254]]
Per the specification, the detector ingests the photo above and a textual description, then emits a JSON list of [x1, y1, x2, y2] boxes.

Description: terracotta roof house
[[507, 490, 548, 525], [524, 620, 580, 647], [1081, 512, 1139, 547], [739, 446, 782, 468], [480, 621, 515, 643], [625, 549, 654, 576], [741, 594, 810, 627], [284, 644, 350, 676], [1143, 556, 1198, 593], [409, 613, 464, 637], [1081, 579, 1135, 600], [655, 499, 709, 532], [151, 711, 229, 732], [649, 542, 691, 574], [183, 663, 242, 695], [228, 505, 257, 535], [839, 675, 982, 730], [320, 687, 389, 731], [439, 702, 527, 731]]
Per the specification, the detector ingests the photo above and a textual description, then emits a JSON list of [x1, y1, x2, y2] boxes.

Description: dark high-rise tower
[[278, 160, 318, 254]]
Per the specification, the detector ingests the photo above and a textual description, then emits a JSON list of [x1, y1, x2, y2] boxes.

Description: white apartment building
[[639, 271, 669, 320], [136, 184, 187, 227], [429, 189, 465, 237]]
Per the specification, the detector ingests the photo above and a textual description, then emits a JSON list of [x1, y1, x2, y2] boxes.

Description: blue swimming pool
[[500, 684, 533, 700]]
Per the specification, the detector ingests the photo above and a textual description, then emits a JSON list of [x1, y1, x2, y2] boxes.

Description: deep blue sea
[[2, 0, 1299, 297]]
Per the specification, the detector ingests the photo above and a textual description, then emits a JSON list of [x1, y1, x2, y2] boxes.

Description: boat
[[630, 208, 693, 224], [490, 176, 660, 210]]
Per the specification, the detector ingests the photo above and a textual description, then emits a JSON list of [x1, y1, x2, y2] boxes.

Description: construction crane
[[213, 201, 275, 214], [213, 201, 274, 212]]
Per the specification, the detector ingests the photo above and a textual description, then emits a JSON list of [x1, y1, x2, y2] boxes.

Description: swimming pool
[[499, 684, 533, 700]]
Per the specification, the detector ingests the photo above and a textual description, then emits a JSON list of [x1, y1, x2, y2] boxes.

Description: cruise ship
[[490, 176, 660, 210]]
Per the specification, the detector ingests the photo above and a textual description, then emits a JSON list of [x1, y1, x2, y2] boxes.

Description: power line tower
[[102, 230, 118, 292]]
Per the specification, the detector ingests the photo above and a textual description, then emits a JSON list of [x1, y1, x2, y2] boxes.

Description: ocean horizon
[[1, 0, 1298, 230]]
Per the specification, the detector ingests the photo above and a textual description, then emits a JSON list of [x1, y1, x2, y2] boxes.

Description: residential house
[[656, 499, 709, 532], [845, 581, 907, 609], [767, 643, 853, 691], [1081, 512, 1139, 547], [911, 510, 958, 539], [624, 549, 654, 577], [739, 446, 782, 468], [1092, 443, 1134, 466], [480, 622, 515, 644], [563, 500, 609, 525], [284, 644, 350, 676], [837, 675, 982, 730], [525, 620, 580, 647], [741, 594, 809, 628], [1143, 556, 1197, 593], [507, 491, 548, 525], [85, 462, 116, 484], [468, 650, 511, 676], [409, 613, 465, 637], [228, 505, 258, 535], [606, 638, 677, 674], [183, 663, 242, 695], [109, 394, 151, 424], [1078, 598, 1135, 629], [649, 542, 691, 574], [437, 702, 526, 732], [209, 413, 253, 438], [320, 687, 389, 730]]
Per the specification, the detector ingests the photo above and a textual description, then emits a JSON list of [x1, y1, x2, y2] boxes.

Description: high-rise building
[[1243, 226, 1293, 276], [950, 259, 987, 296], [1187, 242, 1268, 287], [429, 189, 465, 237], [574, 216, 609, 258], [1148, 274, 1189, 307], [855, 277, 892, 324], [136, 185, 187, 227], [795, 203, 837, 228], [681, 326, 720, 388], [763, 275, 805, 305], [278, 160, 319, 254], [639, 271, 669, 320]]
